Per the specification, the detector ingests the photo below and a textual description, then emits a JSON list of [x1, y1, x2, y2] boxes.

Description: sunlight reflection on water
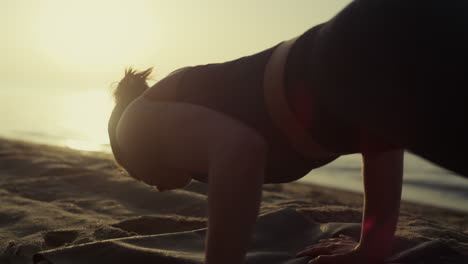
[[0, 89, 114, 152], [2, 89, 468, 212], [65, 139, 109, 152]]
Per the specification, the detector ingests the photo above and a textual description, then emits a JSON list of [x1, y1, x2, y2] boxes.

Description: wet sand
[[0, 138, 467, 263]]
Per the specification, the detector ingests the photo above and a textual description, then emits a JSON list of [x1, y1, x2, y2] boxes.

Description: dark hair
[[108, 68, 152, 168]]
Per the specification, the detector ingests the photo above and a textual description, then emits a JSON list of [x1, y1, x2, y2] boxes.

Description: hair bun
[[113, 67, 153, 106]]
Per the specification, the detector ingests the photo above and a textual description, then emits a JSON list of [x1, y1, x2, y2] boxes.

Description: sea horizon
[[2, 127, 467, 213]]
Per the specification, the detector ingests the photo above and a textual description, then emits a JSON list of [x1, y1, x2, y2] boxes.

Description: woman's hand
[[296, 234, 364, 264], [295, 150, 404, 264]]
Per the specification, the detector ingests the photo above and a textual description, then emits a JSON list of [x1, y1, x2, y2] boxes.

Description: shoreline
[[5, 130, 467, 213], [1, 137, 468, 263], [1, 136, 467, 217]]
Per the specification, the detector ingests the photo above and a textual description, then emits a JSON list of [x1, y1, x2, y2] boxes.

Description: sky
[[2, 1, 467, 210], [0, 0, 351, 148]]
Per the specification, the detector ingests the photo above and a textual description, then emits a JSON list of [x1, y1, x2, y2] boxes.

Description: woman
[[108, 0, 468, 263]]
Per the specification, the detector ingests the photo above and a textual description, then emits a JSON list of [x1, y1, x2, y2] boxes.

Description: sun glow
[[59, 90, 114, 150], [31, 0, 158, 69]]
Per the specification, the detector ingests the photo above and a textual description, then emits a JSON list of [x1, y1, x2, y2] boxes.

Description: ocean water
[[304, 153, 468, 212], [3, 127, 467, 213], [2, 91, 468, 212]]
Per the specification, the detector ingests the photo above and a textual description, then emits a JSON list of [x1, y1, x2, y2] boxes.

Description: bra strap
[[263, 37, 336, 158]]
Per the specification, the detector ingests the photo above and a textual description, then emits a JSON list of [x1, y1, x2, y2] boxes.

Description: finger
[[296, 245, 336, 258], [310, 253, 347, 264], [338, 234, 353, 240], [306, 242, 333, 249], [319, 238, 340, 243], [318, 235, 354, 244]]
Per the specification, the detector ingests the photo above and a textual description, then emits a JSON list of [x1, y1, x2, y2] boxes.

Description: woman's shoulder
[[167, 66, 193, 77], [142, 67, 193, 101]]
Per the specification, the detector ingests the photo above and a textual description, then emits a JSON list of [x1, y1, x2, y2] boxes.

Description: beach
[[1, 137, 468, 264]]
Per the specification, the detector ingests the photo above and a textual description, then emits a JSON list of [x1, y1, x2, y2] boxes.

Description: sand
[[0, 137, 467, 264]]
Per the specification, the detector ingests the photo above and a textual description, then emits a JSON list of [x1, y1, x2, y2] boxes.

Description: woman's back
[[142, 47, 338, 183]]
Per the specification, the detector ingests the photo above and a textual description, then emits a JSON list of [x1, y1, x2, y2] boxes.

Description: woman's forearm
[[205, 139, 266, 264], [358, 149, 404, 262], [358, 202, 400, 262]]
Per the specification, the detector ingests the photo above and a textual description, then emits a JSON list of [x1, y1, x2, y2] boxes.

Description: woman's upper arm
[[116, 98, 267, 174]]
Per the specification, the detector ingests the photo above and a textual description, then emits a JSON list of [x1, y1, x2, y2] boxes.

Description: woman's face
[[116, 139, 193, 191], [131, 163, 193, 192], [153, 171, 192, 192]]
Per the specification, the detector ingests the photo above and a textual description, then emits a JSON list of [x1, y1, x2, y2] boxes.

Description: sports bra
[[142, 40, 339, 184]]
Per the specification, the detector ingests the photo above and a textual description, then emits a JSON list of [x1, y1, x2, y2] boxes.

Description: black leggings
[[286, 0, 468, 176]]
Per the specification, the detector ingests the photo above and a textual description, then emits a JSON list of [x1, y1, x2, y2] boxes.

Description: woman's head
[[113, 68, 152, 106], [107, 68, 192, 191], [108, 68, 152, 177]]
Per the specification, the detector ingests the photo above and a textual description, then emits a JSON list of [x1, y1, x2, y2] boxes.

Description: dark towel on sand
[[34, 208, 464, 264]]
